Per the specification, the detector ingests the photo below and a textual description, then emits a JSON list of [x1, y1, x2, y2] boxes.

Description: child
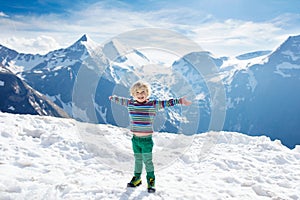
[[109, 81, 192, 193]]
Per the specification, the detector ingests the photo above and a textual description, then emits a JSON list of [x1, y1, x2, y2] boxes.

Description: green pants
[[132, 135, 155, 182]]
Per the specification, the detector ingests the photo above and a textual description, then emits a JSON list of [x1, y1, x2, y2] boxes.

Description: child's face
[[133, 87, 148, 103]]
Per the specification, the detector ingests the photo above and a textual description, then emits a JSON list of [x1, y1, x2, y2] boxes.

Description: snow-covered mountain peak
[[267, 35, 300, 65], [67, 34, 97, 52], [284, 35, 300, 48], [279, 35, 300, 61], [236, 50, 272, 60], [73, 34, 99, 56], [0, 44, 18, 55], [102, 39, 133, 61], [78, 34, 88, 42]]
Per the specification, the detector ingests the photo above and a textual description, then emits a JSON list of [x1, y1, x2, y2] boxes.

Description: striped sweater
[[110, 96, 181, 133]]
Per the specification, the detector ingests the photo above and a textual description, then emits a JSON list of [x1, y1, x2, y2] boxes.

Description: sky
[[1, 0, 300, 56]]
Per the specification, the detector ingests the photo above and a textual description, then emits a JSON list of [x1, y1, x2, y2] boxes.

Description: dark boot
[[147, 178, 155, 193], [127, 176, 142, 187]]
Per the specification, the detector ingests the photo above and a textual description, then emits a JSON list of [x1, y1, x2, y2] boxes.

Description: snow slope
[[0, 112, 299, 200]]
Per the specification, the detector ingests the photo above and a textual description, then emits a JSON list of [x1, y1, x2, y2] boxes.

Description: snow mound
[[0, 112, 299, 200]]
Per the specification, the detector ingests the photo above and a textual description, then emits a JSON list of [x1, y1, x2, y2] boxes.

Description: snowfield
[[0, 112, 299, 200]]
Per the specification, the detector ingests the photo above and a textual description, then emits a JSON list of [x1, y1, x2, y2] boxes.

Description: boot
[[147, 178, 156, 193], [127, 176, 142, 187]]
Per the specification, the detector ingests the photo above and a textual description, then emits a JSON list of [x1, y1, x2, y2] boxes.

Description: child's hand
[[180, 97, 192, 106]]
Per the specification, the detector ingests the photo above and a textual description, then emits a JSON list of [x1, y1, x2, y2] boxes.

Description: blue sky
[[1, 0, 300, 56]]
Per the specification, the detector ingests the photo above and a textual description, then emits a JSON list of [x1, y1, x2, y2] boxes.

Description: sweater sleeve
[[109, 95, 130, 107], [155, 98, 181, 110]]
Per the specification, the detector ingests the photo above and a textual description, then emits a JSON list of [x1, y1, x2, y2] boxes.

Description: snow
[[274, 62, 300, 77], [139, 49, 180, 67], [11, 55, 45, 72], [0, 67, 7, 72], [0, 112, 299, 200], [194, 92, 206, 101], [81, 35, 99, 56], [46, 94, 73, 117], [8, 106, 15, 111], [281, 50, 300, 62], [53, 65, 64, 71], [219, 55, 267, 87]]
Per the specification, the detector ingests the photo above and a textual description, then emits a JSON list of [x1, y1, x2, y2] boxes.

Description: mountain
[[0, 112, 299, 199], [236, 50, 272, 60], [0, 34, 300, 148], [0, 44, 48, 73], [15, 35, 105, 118], [0, 66, 68, 117], [12, 35, 182, 132], [224, 35, 300, 148], [165, 36, 300, 148]]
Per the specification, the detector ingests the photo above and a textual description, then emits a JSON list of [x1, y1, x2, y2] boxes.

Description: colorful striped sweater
[[110, 96, 181, 134]]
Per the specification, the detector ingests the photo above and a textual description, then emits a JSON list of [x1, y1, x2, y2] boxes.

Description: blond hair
[[130, 81, 151, 98]]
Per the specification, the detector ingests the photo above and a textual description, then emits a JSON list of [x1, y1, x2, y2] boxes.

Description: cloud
[[0, 3, 299, 56], [189, 18, 296, 56], [3, 35, 60, 55], [270, 13, 300, 30], [0, 11, 9, 18]]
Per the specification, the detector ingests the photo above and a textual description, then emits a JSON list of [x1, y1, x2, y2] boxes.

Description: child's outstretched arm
[[179, 96, 192, 106], [156, 96, 192, 110], [109, 95, 130, 107]]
